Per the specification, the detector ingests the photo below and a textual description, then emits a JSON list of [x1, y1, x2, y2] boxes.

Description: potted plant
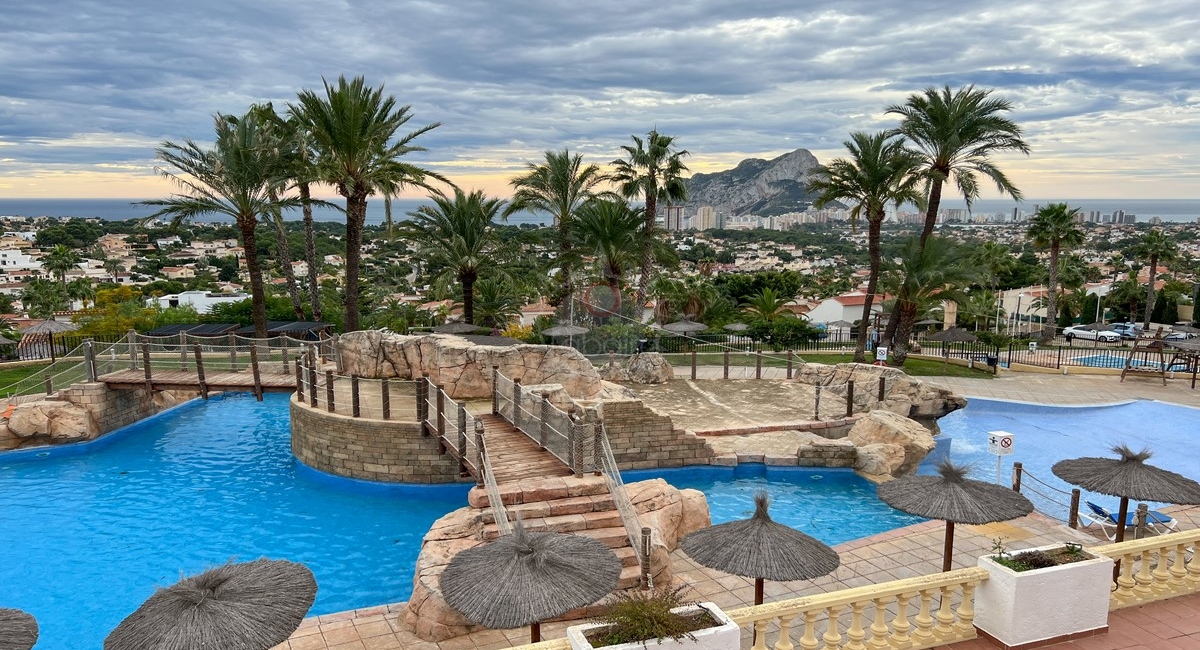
[[975, 539, 1113, 648], [566, 586, 740, 650]]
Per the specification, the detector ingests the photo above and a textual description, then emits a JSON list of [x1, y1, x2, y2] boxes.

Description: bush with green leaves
[[746, 318, 821, 350], [589, 585, 714, 648]]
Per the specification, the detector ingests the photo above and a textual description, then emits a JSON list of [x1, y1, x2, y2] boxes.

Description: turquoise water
[[935, 398, 1200, 518], [625, 465, 927, 545], [1071, 354, 1187, 370], [0, 393, 470, 650]]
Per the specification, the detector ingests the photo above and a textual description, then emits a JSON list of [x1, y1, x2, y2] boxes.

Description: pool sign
[[988, 431, 1015, 456]]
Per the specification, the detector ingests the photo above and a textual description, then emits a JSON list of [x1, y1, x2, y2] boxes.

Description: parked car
[[1165, 331, 1197, 341], [1063, 325, 1121, 342], [1108, 322, 1144, 339]]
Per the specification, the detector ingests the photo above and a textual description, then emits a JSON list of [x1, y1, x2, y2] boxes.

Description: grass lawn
[[0, 363, 53, 394], [656, 351, 994, 379]]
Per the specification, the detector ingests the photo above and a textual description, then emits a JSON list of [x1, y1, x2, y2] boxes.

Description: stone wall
[[792, 362, 967, 429], [3, 382, 197, 447], [599, 399, 714, 469], [289, 395, 463, 483]]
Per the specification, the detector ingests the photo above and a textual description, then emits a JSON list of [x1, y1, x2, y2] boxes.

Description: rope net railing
[[1, 339, 129, 402], [478, 431, 513, 536], [295, 357, 419, 421], [598, 423, 648, 569]]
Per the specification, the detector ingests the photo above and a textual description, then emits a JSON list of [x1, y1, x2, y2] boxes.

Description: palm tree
[[887, 236, 978, 365], [1026, 203, 1084, 342], [67, 277, 95, 309], [650, 276, 721, 323], [472, 278, 523, 330], [291, 75, 443, 332], [141, 111, 299, 337], [43, 244, 82, 291], [610, 130, 690, 310], [887, 85, 1030, 246], [741, 287, 793, 322], [506, 149, 609, 307], [1107, 254, 1129, 282], [1133, 229, 1180, 328], [103, 258, 125, 283], [398, 188, 505, 325], [970, 241, 1015, 332], [21, 278, 67, 319], [1107, 277, 1144, 322], [570, 199, 647, 316], [808, 131, 923, 362]]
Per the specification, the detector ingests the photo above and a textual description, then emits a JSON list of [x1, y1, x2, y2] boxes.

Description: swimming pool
[[935, 398, 1200, 518], [1072, 354, 1188, 370], [0, 393, 470, 650]]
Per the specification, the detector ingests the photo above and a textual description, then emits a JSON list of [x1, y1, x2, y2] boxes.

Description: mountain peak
[[684, 148, 822, 217]]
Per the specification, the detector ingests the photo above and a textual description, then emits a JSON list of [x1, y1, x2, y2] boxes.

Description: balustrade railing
[[1093, 528, 1200, 609]]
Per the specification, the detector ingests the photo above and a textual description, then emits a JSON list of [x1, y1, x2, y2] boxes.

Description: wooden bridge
[[98, 368, 296, 395]]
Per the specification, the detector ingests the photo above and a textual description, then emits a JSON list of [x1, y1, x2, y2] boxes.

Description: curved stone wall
[[289, 395, 463, 484]]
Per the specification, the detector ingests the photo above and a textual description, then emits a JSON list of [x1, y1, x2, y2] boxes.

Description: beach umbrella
[[878, 461, 1034, 572], [440, 522, 621, 643], [914, 318, 942, 326], [433, 322, 482, 334], [0, 608, 38, 650], [827, 320, 854, 328], [680, 492, 839, 605], [542, 324, 590, 337], [23, 320, 79, 334], [923, 327, 978, 343], [105, 559, 317, 650], [1053, 444, 1200, 543], [723, 322, 749, 332], [662, 318, 709, 334], [0, 335, 18, 346]]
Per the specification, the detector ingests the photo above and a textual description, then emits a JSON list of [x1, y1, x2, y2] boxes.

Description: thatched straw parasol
[[542, 324, 590, 337], [723, 322, 749, 332], [23, 320, 79, 334], [433, 322, 481, 334], [1053, 444, 1200, 543], [924, 327, 978, 343], [104, 559, 317, 650], [440, 522, 621, 642], [914, 318, 942, 326], [0, 608, 38, 650], [662, 318, 709, 334], [680, 492, 839, 605], [878, 461, 1034, 572], [0, 335, 18, 346], [827, 320, 854, 328]]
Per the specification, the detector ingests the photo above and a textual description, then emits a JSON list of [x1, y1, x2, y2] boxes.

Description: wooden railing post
[[127, 329, 137, 370], [228, 333, 237, 371], [846, 380, 855, 418], [474, 419, 485, 487], [294, 363, 303, 403], [381, 379, 391, 420], [640, 526, 653, 589], [878, 376, 886, 402], [418, 374, 429, 431], [491, 365, 500, 415], [755, 350, 762, 379], [84, 339, 97, 382], [436, 384, 446, 440], [813, 385, 821, 421], [249, 344, 263, 401], [787, 350, 794, 379], [193, 344, 208, 400], [1069, 488, 1081, 528], [44, 373, 52, 396], [179, 332, 188, 370], [593, 418, 603, 476], [457, 405, 468, 474], [723, 349, 730, 379], [141, 342, 153, 389], [1135, 503, 1149, 540], [512, 378, 522, 429], [281, 346, 290, 374], [325, 371, 335, 413], [567, 411, 581, 477], [351, 375, 360, 417], [307, 348, 317, 407], [1012, 461, 1023, 492], [538, 392, 550, 450], [691, 349, 697, 380]]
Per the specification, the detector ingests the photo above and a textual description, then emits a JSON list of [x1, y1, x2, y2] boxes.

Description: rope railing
[[598, 422, 648, 576], [294, 356, 419, 421], [478, 429, 513, 536]]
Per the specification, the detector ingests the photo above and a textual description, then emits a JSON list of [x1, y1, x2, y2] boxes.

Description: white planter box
[[975, 544, 1113, 648], [567, 602, 740, 650]]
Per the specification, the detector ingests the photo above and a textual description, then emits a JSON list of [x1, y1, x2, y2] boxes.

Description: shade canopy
[[662, 319, 709, 333], [542, 324, 589, 337], [0, 335, 19, 346], [440, 523, 621, 632], [826, 320, 854, 328], [924, 327, 979, 343], [1052, 445, 1200, 505], [104, 559, 317, 650], [0, 608, 38, 650], [681, 492, 839, 583], [434, 322, 482, 334], [878, 461, 1033, 525], [723, 323, 749, 332], [914, 319, 942, 326], [22, 320, 79, 334], [1172, 325, 1200, 334]]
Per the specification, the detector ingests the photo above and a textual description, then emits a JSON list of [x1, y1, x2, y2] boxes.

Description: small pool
[[0, 393, 470, 650], [625, 465, 926, 545], [1072, 354, 1187, 371]]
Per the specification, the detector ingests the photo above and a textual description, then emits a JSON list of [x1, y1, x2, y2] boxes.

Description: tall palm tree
[[67, 277, 95, 309], [291, 75, 443, 332], [506, 149, 609, 307], [103, 258, 125, 283], [43, 244, 82, 292], [1133, 228, 1179, 329], [971, 241, 1015, 332], [887, 236, 978, 365], [610, 130, 690, 310], [21, 278, 66, 319], [741, 287, 793, 322], [650, 275, 721, 323], [141, 111, 299, 337], [887, 85, 1030, 246], [808, 131, 923, 362], [570, 199, 647, 316], [398, 188, 505, 325], [1026, 203, 1084, 342], [472, 278, 523, 330]]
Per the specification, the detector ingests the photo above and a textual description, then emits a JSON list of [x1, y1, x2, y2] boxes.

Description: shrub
[[589, 585, 715, 648]]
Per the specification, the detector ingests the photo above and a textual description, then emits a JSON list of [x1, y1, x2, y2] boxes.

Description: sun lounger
[[1079, 501, 1179, 541]]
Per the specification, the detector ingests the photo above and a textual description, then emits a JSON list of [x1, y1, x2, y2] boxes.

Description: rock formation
[[6, 400, 97, 440], [625, 353, 673, 384], [854, 443, 908, 477], [684, 149, 825, 217], [846, 410, 938, 475], [336, 332, 604, 400], [792, 362, 967, 428]]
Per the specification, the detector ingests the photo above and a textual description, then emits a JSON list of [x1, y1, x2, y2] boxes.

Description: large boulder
[[337, 332, 604, 400], [6, 400, 98, 440], [626, 353, 673, 384], [792, 362, 967, 423], [846, 410, 937, 475], [854, 443, 907, 477]]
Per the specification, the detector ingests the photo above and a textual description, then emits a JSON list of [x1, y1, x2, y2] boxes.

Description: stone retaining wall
[[599, 399, 714, 469], [289, 395, 463, 483], [3, 382, 197, 448]]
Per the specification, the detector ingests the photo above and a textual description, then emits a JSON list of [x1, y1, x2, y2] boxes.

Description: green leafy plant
[[992, 544, 1091, 572], [588, 585, 716, 648]]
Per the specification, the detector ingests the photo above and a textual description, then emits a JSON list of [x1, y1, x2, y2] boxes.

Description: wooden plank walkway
[[97, 369, 296, 393], [477, 413, 572, 484]]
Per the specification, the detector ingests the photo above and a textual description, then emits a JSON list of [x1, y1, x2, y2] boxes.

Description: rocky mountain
[[683, 148, 825, 217]]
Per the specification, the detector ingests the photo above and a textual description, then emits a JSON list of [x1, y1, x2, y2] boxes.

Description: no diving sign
[[988, 431, 1015, 456]]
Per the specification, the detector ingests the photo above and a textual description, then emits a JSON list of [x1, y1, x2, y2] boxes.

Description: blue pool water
[[626, 465, 927, 544], [935, 398, 1200, 518], [0, 393, 470, 650], [1072, 354, 1188, 371]]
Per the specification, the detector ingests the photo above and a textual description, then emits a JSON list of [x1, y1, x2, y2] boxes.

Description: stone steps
[[480, 493, 615, 524], [467, 474, 609, 508], [482, 511, 626, 540]]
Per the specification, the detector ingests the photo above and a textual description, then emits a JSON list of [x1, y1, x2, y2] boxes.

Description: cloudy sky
[[1, 0, 1197, 200]]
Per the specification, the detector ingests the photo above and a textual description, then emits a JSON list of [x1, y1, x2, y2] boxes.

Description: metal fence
[[914, 336, 1190, 373]]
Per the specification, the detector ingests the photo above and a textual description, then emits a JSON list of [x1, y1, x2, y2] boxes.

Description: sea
[[1, 197, 1199, 225]]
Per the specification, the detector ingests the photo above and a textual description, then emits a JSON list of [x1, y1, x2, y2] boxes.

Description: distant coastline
[[0, 197, 1198, 225]]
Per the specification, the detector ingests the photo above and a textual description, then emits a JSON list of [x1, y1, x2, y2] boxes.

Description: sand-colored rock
[[792, 362, 967, 422], [626, 353, 673, 384], [337, 332, 604, 400], [6, 400, 98, 440], [795, 431, 857, 468], [854, 443, 907, 477], [846, 410, 937, 475]]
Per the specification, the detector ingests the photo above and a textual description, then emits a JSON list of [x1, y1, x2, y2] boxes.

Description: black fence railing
[[8, 333, 127, 362], [912, 336, 1190, 372]]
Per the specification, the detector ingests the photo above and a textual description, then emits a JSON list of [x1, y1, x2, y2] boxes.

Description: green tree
[[569, 200, 649, 318], [103, 258, 125, 282], [42, 244, 82, 291], [66, 277, 95, 309], [1106, 277, 1144, 322], [886, 236, 978, 365], [20, 278, 66, 319], [808, 131, 922, 361], [1026, 203, 1084, 341], [506, 149, 609, 307], [472, 278, 524, 329], [610, 130, 689, 310], [740, 287, 793, 322], [1132, 229, 1179, 328], [291, 75, 443, 332], [649, 276, 721, 324], [141, 110, 299, 337], [398, 188, 506, 325]]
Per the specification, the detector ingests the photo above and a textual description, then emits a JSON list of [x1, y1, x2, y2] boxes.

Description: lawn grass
[[655, 351, 994, 379], [0, 363, 52, 388]]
